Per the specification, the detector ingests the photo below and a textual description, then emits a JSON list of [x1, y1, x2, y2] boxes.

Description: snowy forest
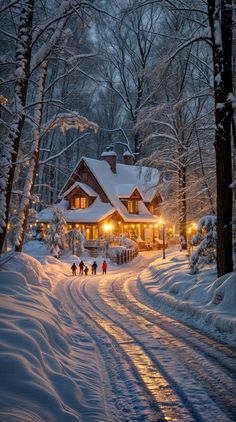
[[0, 0, 235, 277]]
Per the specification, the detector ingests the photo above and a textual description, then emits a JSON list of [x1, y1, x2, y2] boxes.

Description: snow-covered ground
[[0, 241, 236, 421], [138, 248, 236, 346]]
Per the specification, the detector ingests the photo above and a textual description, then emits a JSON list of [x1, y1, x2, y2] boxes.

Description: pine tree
[[190, 215, 217, 273]]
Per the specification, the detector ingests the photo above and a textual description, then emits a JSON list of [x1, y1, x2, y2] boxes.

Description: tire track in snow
[[63, 278, 162, 422], [74, 277, 201, 422], [108, 275, 236, 421]]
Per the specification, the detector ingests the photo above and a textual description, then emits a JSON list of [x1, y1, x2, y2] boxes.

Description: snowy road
[[55, 255, 236, 422]]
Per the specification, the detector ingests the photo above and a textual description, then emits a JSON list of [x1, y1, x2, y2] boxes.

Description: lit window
[[74, 197, 87, 209], [127, 200, 138, 214], [80, 197, 86, 208]]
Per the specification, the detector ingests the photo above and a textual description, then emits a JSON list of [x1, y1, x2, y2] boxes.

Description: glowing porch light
[[104, 223, 113, 232], [47, 224, 50, 228], [144, 224, 146, 228]]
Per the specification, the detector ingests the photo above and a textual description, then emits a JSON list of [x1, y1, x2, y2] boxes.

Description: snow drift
[[138, 250, 236, 344], [0, 253, 108, 421]]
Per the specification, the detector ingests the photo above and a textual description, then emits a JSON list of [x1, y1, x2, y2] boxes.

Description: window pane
[[81, 197, 86, 208], [74, 197, 80, 208]]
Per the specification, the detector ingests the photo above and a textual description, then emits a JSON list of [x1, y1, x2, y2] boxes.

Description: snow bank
[[2, 252, 51, 288], [138, 250, 236, 345], [0, 270, 81, 421], [0, 253, 108, 421]]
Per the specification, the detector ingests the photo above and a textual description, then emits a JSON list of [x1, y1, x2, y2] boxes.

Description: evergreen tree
[[190, 215, 217, 273]]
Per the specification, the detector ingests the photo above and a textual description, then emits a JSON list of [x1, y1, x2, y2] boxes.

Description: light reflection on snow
[[97, 279, 192, 421]]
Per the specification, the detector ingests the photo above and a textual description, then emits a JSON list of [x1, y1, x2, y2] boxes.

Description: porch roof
[[39, 198, 116, 224]]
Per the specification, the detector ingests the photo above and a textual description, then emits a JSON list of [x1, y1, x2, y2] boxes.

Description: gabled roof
[[60, 156, 159, 203], [58, 156, 160, 223], [81, 157, 159, 223], [116, 184, 143, 199], [62, 181, 97, 198], [82, 156, 159, 201]]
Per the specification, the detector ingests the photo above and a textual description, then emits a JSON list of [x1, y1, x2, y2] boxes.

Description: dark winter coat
[[79, 261, 85, 269], [92, 262, 98, 270]]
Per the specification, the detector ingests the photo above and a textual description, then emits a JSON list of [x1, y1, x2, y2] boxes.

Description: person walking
[[102, 260, 107, 275], [84, 266, 89, 276], [92, 261, 98, 275], [71, 263, 77, 276], [79, 260, 85, 275]]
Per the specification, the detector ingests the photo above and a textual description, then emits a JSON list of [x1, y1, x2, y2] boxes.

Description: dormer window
[[128, 200, 138, 214], [122, 200, 138, 214], [74, 197, 87, 209]]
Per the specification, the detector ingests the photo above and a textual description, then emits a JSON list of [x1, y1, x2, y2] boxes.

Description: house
[[39, 150, 162, 245]]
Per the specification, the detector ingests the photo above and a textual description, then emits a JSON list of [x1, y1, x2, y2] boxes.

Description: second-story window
[[74, 197, 87, 209], [127, 200, 138, 214]]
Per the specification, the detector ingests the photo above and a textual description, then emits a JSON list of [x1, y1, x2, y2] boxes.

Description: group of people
[[71, 260, 107, 276]]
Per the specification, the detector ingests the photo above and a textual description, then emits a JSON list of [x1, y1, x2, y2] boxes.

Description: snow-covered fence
[[110, 247, 138, 265]]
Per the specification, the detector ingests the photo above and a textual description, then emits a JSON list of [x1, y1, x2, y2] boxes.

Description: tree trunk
[[208, 0, 233, 276], [15, 61, 48, 251], [179, 164, 187, 247], [0, 0, 34, 254]]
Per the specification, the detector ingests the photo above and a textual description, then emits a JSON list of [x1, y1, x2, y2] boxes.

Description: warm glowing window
[[74, 197, 87, 209], [80, 197, 86, 208], [127, 200, 138, 214], [149, 205, 154, 214]]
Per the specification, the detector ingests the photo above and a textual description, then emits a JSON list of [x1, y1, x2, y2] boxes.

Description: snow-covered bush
[[179, 235, 187, 250], [67, 229, 85, 255], [119, 234, 138, 250], [46, 208, 66, 258], [190, 215, 217, 273]]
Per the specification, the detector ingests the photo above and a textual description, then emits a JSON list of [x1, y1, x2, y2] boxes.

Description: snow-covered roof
[[115, 184, 143, 199], [82, 157, 159, 202], [62, 181, 98, 198], [57, 156, 160, 224], [81, 157, 159, 223], [39, 198, 115, 224]]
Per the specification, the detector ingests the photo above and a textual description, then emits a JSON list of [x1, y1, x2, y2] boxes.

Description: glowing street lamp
[[159, 218, 166, 259]]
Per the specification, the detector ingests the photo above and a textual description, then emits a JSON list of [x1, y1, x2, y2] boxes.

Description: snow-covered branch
[[44, 112, 98, 134]]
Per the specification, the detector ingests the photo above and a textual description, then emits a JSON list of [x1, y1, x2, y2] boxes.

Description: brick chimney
[[101, 149, 117, 173], [123, 150, 133, 165]]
